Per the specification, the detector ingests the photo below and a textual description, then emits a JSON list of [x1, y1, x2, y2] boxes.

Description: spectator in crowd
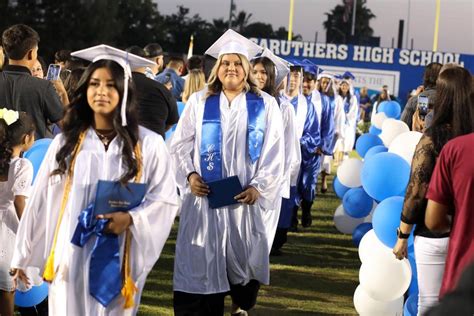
[[30, 56, 46, 78], [53, 49, 71, 69], [0, 45, 6, 70], [182, 55, 204, 81], [358, 87, 372, 122], [182, 69, 205, 103], [393, 66, 472, 315], [126, 46, 179, 139], [425, 131, 474, 298], [0, 24, 66, 139], [156, 56, 185, 101], [401, 62, 442, 129], [370, 85, 391, 122], [63, 67, 85, 100], [143, 42, 164, 76]]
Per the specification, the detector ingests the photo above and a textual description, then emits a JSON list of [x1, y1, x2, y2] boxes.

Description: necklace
[[94, 128, 117, 149]]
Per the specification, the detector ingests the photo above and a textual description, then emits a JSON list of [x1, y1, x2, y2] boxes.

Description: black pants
[[272, 228, 288, 251], [18, 297, 48, 316], [174, 280, 260, 315]]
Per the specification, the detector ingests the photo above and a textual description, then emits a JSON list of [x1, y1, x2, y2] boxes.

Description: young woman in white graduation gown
[[170, 30, 284, 315], [10, 53, 179, 315], [335, 79, 359, 156]]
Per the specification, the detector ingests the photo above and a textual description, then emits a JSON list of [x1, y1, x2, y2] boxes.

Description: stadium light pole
[[351, 0, 357, 36], [432, 0, 441, 51], [228, 0, 234, 29], [288, 0, 295, 41]]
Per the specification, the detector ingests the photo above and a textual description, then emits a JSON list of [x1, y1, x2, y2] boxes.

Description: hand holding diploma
[[97, 212, 133, 235]]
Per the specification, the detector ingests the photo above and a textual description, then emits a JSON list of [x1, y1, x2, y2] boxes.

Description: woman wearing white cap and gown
[[170, 30, 284, 315], [251, 49, 301, 254], [335, 79, 359, 158], [10, 45, 179, 315]]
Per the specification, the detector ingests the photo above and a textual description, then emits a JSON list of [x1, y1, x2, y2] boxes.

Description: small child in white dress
[[0, 109, 35, 316]]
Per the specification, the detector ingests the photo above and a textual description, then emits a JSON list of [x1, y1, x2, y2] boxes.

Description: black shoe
[[301, 213, 312, 227], [321, 187, 328, 194]]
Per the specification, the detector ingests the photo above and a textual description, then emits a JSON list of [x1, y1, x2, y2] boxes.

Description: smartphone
[[418, 95, 429, 119], [46, 64, 61, 81]]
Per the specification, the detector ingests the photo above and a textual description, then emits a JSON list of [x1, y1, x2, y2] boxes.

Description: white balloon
[[333, 204, 365, 234], [388, 131, 423, 165], [353, 285, 404, 316], [380, 119, 410, 147], [359, 251, 412, 301], [336, 158, 364, 188], [371, 112, 387, 129], [358, 229, 392, 263]]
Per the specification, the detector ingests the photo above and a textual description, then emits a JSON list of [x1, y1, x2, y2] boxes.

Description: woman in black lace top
[[392, 66, 473, 315]]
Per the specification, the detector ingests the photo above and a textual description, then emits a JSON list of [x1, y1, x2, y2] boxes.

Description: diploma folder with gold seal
[[93, 180, 147, 215]]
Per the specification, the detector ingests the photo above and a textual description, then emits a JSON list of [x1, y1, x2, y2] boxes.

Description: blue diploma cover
[[206, 176, 243, 209], [71, 180, 147, 307]]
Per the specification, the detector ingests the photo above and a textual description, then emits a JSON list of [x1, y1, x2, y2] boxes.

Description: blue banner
[[251, 38, 474, 104]]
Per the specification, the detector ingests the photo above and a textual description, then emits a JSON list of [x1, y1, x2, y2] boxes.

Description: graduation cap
[[317, 71, 336, 81], [260, 48, 290, 87], [205, 29, 262, 60], [71, 44, 155, 126], [342, 71, 356, 80], [301, 59, 320, 77]]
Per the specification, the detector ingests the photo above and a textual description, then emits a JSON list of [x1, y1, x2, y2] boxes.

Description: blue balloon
[[15, 282, 49, 307], [333, 176, 350, 199], [378, 100, 401, 119], [404, 294, 418, 316], [369, 125, 381, 135], [361, 152, 411, 201], [364, 145, 388, 161], [165, 101, 186, 140], [372, 196, 415, 248], [355, 133, 384, 158], [352, 222, 373, 246], [24, 140, 53, 183], [342, 187, 373, 218]]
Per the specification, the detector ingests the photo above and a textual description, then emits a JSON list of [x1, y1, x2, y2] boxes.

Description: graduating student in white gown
[[171, 30, 284, 315], [11, 54, 179, 316], [335, 79, 359, 154], [251, 54, 300, 252]]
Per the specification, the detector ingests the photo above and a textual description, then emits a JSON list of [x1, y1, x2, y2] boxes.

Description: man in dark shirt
[[126, 46, 179, 139], [0, 24, 64, 139], [156, 56, 185, 101]]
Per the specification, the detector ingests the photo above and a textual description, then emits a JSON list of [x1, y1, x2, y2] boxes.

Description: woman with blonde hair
[[171, 30, 284, 315], [182, 69, 206, 102]]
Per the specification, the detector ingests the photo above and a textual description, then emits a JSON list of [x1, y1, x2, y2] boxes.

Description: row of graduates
[[9, 29, 358, 315]]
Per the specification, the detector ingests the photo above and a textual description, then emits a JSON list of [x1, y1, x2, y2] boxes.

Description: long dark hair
[[425, 67, 474, 154], [251, 57, 277, 98], [338, 80, 352, 103], [0, 112, 35, 177], [52, 60, 140, 184]]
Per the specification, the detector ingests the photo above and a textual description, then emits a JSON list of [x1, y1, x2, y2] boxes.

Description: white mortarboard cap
[[317, 71, 335, 81], [205, 29, 262, 60], [260, 48, 290, 87], [71, 44, 155, 126]]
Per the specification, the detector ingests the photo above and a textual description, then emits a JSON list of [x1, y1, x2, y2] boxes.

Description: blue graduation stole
[[200, 92, 266, 182]]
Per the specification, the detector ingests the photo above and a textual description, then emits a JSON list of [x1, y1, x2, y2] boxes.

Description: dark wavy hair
[[425, 67, 474, 154], [423, 62, 443, 89], [51, 60, 140, 184], [0, 112, 35, 177], [251, 57, 277, 98]]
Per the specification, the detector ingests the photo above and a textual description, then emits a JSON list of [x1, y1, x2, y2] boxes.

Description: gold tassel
[[42, 251, 55, 282], [121, 274, 138, 309]]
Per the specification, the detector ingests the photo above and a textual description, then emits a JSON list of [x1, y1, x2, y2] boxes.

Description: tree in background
[[324, 0, 376, 45], [0, 2, 299, 61]]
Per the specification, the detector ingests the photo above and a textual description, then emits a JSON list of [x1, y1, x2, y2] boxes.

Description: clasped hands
[[188, 173, 260, 205]]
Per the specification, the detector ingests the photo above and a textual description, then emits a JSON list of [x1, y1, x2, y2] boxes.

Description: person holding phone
[[401, 63, 443, 130], [0, 24, 66, 139]]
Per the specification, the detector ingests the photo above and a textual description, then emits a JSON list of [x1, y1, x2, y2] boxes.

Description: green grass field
[[138, 172, 360, 316]]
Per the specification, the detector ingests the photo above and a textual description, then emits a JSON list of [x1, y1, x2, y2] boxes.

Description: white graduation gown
[[170, 88, 284, 294], [263, 100, 301, 250], [336, 94, 359, 152], [11, 127, 179, 316]]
